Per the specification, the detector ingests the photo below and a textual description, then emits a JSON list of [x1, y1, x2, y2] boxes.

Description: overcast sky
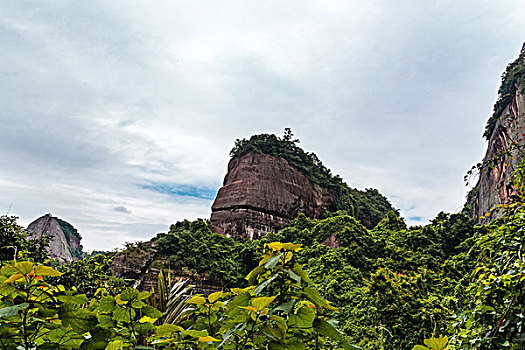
[[2, 1, 525, 251]]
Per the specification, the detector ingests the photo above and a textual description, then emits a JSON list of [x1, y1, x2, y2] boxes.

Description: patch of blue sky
[[408, 216, 423, 222], [141, 183, 217, 200]]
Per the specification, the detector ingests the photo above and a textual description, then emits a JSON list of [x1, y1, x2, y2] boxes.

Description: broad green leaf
[[0, 303, 29, 317], [9, 261, 35, 275], [97, 296, 116, 313], [252, 296, 277, 311], [292, 263, 314, 285], [34, 265, 63, 276], [59, 302, 96, 334], [139, 316, 157, 323], [266, 242, 302, 252], [137, 291, 152, 300], [134, 321, 155, 335], [287, 339, 306, 350], [156, 324, 184, 336], [302, 286, 337, 309], [314, 318, 343, 342], [112, 306, 135, 322], [412, 346, 430, 350], [3, 273, 24, 283], [105, 340, 124, 350], [282, 243, 302, 251], [269, 315, 287, 333], [89, 325, 113, 342], [96, 314, 114, 328], [423, 336, 448, 350], [289, 305, 315, 328], [266, 242, 285, 251], [119, 288, 139, 302], [226, 291, 251, 318], [208, 291, 224, 303], [45, 328, 84, 347], [265, 253, 283, 269], [239, 306, 257, 313], [131, 300, 146, 309], [187, 295, 206, 305], [246, 266, 266, 285], [199, 336, 219, 342], [284, 269, 301, 283], [184, 329, 208, 338], [142, 305, 163, 319], [58, 293, 89, 305], [254, 274, 278, 295], [268, 341, 286, 350]]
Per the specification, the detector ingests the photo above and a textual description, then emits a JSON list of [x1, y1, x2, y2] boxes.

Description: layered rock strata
[[473, 90, 525, 222], [210, 152, 334, 238]]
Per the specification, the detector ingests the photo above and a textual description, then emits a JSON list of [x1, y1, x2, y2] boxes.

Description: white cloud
[[2, 0, 525, 250]]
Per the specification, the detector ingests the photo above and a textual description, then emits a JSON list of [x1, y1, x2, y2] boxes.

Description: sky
[[2, 1, 525, 251]]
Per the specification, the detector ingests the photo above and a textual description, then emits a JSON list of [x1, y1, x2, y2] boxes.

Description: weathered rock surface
[[473, 90, 525, 222], [210, 152, 334, 238], [27, 214, 82, 262], [110, 241, 223, 294]]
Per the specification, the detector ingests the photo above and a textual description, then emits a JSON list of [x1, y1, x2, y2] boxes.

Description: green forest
[[3, 163, 525, 349]]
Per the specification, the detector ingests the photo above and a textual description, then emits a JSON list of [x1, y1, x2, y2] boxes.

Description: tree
[[0, 215, 49, 265]]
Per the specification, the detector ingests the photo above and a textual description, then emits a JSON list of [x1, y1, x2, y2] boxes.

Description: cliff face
[[110, 240, 225, 295], [210, 152, 334, 239], [473, 91, 525, 222], [27, 214, 82, 262]]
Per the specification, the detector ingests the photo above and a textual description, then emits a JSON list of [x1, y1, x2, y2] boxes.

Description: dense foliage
[[229, 129, 394, 228], [0, 215, 49, 265], [0, 243, 354, 349], [4, 183, 525, 349], [131, 208, 481, 349], [156, 219, 259, 288], [484, 42, 525, 140]]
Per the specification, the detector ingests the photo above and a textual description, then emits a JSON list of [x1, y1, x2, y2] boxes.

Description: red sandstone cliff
[[473, 90, 525, 222], [210, 152, 334, 238]]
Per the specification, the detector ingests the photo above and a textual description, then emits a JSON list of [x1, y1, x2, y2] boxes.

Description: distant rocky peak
[[27, 214, 83, 262], [210, 131, 395, 238], [210, 152, 330, 239]]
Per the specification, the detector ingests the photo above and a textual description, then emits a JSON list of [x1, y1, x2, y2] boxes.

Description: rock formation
[[472, 90, 525, 222], [210, 152, 334, 239], [470, 44, 525, 222], [110, 240, 224, 295], [27, 214, 83, 262]]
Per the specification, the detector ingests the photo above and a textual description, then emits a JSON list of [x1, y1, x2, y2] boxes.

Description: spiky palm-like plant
[[149, 269, 195, 324]]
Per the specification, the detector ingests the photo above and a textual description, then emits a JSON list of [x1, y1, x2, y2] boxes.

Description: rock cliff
[[210, 152, 334, 239], [472, 90, 525, 222], [210, 131, 395, 238], [469, 44, 525, 222], [27, 214, 83, 262]]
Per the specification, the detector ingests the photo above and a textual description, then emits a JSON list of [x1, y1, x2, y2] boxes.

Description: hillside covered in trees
[[3, 44, 525, 350]]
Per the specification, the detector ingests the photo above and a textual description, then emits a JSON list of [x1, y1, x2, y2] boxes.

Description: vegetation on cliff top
[[230, 128, 395, 227], [484, 42, 525, 140], [55, 217, 84, 259]]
